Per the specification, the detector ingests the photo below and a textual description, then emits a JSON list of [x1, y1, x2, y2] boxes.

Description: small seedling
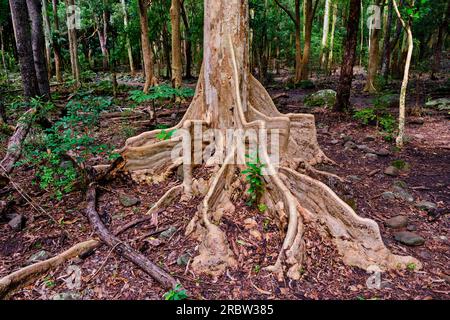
[[407, 263, 416, 271], [163, 284, 189, 300], [254, 265, 261, 274], [258, 203, 268, 213], [242, 154, 265, 207]]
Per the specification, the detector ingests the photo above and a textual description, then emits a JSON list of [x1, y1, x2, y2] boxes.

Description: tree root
[[86, 184, 178, 289], [0, 240, 100, 299]]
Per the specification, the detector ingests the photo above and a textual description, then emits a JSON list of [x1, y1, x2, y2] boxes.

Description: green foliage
[[242, 154, 265, 207], [163, 284, 188, 301], [129, 85, 194, 104], [258, 203, 268, 213], [17, 92, 116, 200], [407, 263, 417, 271], [391, 159, 409, 170], [156, 129, 176, 141]]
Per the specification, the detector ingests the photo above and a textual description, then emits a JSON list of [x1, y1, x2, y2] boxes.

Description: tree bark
[[52, 0, 63, 83], [364, 0, 383, 93], [0, 27, 7, 75], [300, 0, 319, 80], [319, 0, 331, 70], [120, 0, 135, 76], [138, 0, 156, 92], [333, 0, 361, 112], [431, 1, 450, 79], [170, 0, 182, 88], [26, 0, 50, 99], [65, 0, 80, 87], [327, 1, 337, 74], [41, 0, 52, 80], [381, 0, 393, 79], [9, 0, 39, 99], [180, 0, 192, 79], [393, 0, 413, 148]]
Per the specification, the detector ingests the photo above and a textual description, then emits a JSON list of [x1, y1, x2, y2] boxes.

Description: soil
[[0, 70, 448, 300]]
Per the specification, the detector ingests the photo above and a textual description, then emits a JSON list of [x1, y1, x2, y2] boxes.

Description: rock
[[348, 175, 361, 182], [8, 214, 24, 231], [357, 145, 376, 153], [244, 218, 258, 229], [376, 149, 391, 157], [344, 141, 357, 150], [366, 153, 378, 161], [384, 166, 400, 176], [342, 135, 353, 143], [363, 135, 376, 142], [304, 89, 337, 108], [159, 226, 177, 239], [415, 201, 437, 212], [417, 250, 432, 260], [52, 292, 81, 300], [409, 118, 424, 125], [425, 98, 450, 111], [330, 139, 340, 145], [385, 215, 409, 229], [27, 250, 50, 265], [381, 192, 396, 200], [249, 229, 262, 241], [119, 195, 140, 207], [393, 186, 414, 203], [394, 231, 425, 246], [177, 253, 191, 266]]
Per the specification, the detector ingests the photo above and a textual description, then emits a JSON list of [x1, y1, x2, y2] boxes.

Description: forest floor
[[0, 70, 449, 300]]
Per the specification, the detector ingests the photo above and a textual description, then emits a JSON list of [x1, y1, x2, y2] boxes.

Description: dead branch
[[86, 183, 178, 289], [0, 240, 100, 299]]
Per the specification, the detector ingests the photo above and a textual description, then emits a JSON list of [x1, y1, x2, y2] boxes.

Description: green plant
[[353, 108, 377, 125], [156, 129, 177, 141], [163, 284, 189, 301], [263, 218, 271, 232], [407, 263, 416, 271], [391, 159, 409, 170], [242, 154, 265, 207], [254, 265, 261, 273], [258, 203, 268, 213]]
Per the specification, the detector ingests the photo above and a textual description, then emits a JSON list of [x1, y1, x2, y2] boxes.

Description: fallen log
[[0, 240, 100, 299], [86, 183, 177, 289]]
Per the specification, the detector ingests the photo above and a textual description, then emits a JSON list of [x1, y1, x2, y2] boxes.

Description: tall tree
[[319, 0, 331, 70], [393, 0, 414, 148], [327, 0, 337, 74], [26, 0, 50, 99], [170, 0, 182, 88], [52, 0, 63, 82], [138, 0, 156, 92], [381, 0, 394, 79], [180, 0, 192, 79], [431, 1, 449, 79], [9, 0, 39, 98], [364, 0, 383, 93], [65, 0, 80, 87], [120, 0, 135, 75], [333, 0, 361, 112]]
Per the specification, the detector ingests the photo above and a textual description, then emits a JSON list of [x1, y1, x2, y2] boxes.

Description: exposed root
[[0, 240, 100, 299], [145, 184, 184, 227], [86, 184, 178, 289]]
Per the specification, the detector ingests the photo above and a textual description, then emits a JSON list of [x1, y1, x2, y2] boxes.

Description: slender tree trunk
[[41, 0, 52, 80], [9, 0, 39, 99], [138, 0, 156, 92], [52, 0, 63, 83], [381, 0, 393, 79], [333, 0, 361, 112], [96, 1, 110, 71], [320, 0, 331, 70], [431, 1, 450, 79], [0, 27, 7, 75], [364, 0, 383, 93], [66, 0, 80, 87], [181, 0, 192, 79], [26, 0, 50, 99], [120, 0, 135, 76], [327, 1, 337, 74], [300, 0, 319, 80], [393, 0, 413, 148], [170, 0, 182, 88], [359, 1, 364, 66]]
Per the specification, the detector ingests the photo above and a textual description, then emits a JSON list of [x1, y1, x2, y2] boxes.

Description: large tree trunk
[[138, 0, 156, 92], [299, 0, 317, 80], [333, 0, 361, 112], [41, 0, 52, 80], [26, 0, 50, 99], [96, 0, 110, 71], [120, 0, 135, 76], [170, 0, 182, 88], [381, 0, 393, 79], [52, 0, 63, 83], [119, 0, 420, 280], [9, 0, 39, 99], [326, 1, 337, 75]]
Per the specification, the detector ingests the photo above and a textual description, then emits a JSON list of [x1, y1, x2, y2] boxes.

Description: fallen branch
[[86, 183, 177, 289], [0, 240, 100, 299]]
